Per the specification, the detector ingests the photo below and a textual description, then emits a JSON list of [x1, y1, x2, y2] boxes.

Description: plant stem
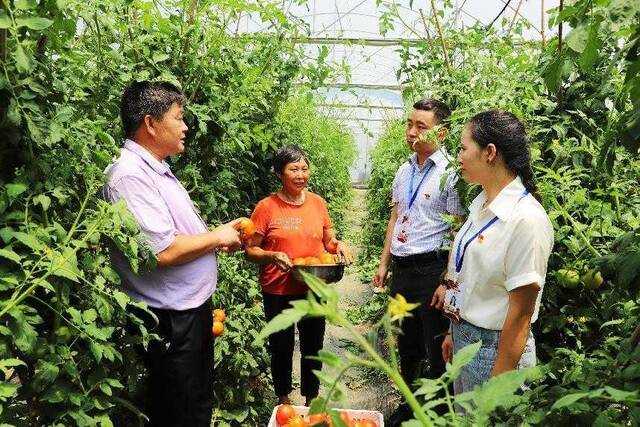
[[550, 197, 600, 257], [320, 362, 356, 411], [440, 378, 458, 425], [382, 315, 398, 369], [338, 314, 433, 426], [429, 0, 452, 76], [63, 187, 92, 246]]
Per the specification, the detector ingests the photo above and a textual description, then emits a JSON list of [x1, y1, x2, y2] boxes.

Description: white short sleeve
[[391, 168, 402, 204], [504, 212, 553, 291]]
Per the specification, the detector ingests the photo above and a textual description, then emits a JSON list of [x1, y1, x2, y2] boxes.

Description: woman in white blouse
[[432, 110, 554, 396]]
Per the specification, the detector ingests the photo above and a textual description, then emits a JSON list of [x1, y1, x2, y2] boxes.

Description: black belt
[[392, 251, 447, 267]]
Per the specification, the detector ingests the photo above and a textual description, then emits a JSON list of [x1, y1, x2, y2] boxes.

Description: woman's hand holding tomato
[[325, 237, 353, 264], [335, 241, 354, 264], [271, 251, 293, 271]]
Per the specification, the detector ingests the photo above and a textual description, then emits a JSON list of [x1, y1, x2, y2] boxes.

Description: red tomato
[[287, 415, 305, 427], [339, 411, 351, 425], [276, 404, 295, 426], [307, 413, 329, 426]]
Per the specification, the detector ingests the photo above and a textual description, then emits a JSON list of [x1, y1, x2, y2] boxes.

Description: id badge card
[[443, 282, 465, 322]]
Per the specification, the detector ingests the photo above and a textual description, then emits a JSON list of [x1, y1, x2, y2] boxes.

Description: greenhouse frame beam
[[294, 37, 426, 46], [318, 103, 404, 110], [302, 82, 404, 90], [333, 117, 392, 122]]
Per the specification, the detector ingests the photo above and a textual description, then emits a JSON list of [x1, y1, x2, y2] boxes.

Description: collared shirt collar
[[482, 176, 527, 221], [123, 139, 171, 176], [409, 147, 446, 170]]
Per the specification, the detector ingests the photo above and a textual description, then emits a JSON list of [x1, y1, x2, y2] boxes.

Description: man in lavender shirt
[[103, 81, 241, 427]]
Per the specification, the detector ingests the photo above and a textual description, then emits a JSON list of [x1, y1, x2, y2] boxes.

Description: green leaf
[[446, 341, 481, 379], [33, 194, 51, 212], [0, 227, 14, 243], [0, 382, 19, 399], [604, 386, 638, 401], [541, 54, 572, 93], [566, 24, 589, 53], [0, 248, 21, 265], [152, 53, 170, 63], [5, 183, 27, 201], [34, 360, 59, 385], [0, 358, 26, 377], [255, 306, 307, 344], [308, 396, 326, 414], [82, 309, 97, 323], [15, 0, 37, 10], [12, 231, 44, 252], [579, 20, 603, 72], [15, 16, 53, 30], [551, 391, 593, 410], [15, 43, 33, 73], [99, 383, 112, 396], [469, 366, 543, 416], [0, 10, 11, 29], [415, 378, 441, 398], [50, 248, 81, 282], [105, 378, 123, 388], [113, 290, 129, 309], [600, 319, 624, 329], [312, 349, 342, 368], [89, 341, 103, 363]]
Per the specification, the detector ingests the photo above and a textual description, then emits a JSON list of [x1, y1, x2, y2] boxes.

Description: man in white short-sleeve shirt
[[373, 99, 465, 421]]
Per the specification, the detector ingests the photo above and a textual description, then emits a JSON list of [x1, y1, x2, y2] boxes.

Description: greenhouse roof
[[243, 1, 561, 181]]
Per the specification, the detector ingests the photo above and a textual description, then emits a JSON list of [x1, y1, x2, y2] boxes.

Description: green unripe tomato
[[55, 326, 73, 344], [582, 269, 604, 290], [557, 269, 580, 289]]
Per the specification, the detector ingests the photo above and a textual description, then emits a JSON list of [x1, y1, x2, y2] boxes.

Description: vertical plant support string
[[429, 0, 452, 76]]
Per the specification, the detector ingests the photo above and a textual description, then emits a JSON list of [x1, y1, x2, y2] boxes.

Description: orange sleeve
[[250, 198, 271, 236]]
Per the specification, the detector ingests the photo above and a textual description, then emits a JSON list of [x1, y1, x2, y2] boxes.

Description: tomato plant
[[0, 0, 354, 425]]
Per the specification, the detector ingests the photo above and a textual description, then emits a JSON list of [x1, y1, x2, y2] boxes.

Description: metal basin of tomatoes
[[292, 263, 346, 284]]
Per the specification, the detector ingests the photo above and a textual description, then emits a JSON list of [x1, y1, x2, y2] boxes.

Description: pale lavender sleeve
[[108, 175, 177, 254]]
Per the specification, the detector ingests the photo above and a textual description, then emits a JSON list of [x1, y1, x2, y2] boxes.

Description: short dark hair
[[412, 99, 451, 127], [120, 81, 186, 137], [273, 144, 308, 173]]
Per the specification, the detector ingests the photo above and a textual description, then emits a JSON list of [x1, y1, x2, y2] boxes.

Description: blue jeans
[[451, 319, 536, 396]]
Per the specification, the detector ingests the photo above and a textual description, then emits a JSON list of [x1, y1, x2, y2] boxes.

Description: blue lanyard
[[455, 190, 529, 273], [407, 161, 434, 210]]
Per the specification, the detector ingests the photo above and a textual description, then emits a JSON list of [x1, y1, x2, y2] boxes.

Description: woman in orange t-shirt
[[246, 144, 353, 406]]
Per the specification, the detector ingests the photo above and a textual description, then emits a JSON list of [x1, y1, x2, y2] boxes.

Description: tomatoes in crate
[[276, 404, 295, 425]]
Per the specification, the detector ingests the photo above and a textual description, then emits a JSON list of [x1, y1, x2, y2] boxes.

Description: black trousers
[[390, 252, 449, 387], [262, 292, 326, 397], [136, 300, 214, 427]]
